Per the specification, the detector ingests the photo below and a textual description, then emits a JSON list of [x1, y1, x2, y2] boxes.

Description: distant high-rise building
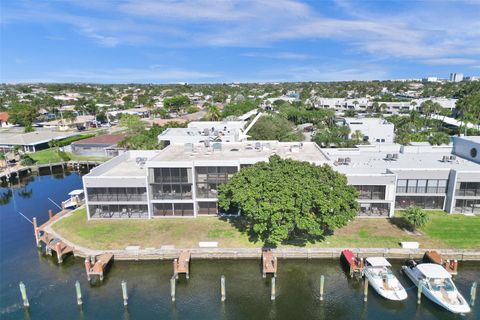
[[450, 73, 464, 82]]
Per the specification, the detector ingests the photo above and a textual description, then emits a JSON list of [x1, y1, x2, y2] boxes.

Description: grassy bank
[[52, 209, 480, 250], [29, 148, 108, 164]]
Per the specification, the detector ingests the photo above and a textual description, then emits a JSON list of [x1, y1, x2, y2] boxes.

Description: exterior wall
[[71, 143, 114, 157], [345, 119, 395, 144], [453, 137, 480, 164]]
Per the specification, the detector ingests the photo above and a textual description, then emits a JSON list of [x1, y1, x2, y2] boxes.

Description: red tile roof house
[[0, 112, 11, 128], [71, 134, 126, 158]]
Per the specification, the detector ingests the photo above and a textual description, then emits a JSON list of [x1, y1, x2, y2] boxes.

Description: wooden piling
[[471, 281, 477, 307], [32, 217, 40, 248], [19, 282, 29, 308], [319, 275, 325, 301], [271, 277, 276, 301], [121, 280, 128, 306], [170, 277, 176, 302], [221, 275, 226, 302], [56, 242, 63, 263], [85, 258, 92, 281], [48, 209, 53, 220], [417, 281, 423, 305], [75, 281, 83, 306], [363, 279, 368, 302]]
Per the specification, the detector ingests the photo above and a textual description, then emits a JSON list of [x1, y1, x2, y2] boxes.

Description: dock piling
[[221, 275, 226, 302], [271, 277, 276, 301], [121, 280, 128, 306], [85, 258, 91, 281], [170, 277, 176, 302], [319, 275, 325, 301], [363, 278, 368, 302], [48, 209, 53, 220], [19, 282, 29, 308], [75, 281, 83, 307], [56, 242, 63, 263], [32, 217, 40, 248], [471, 281, 477, 307], [417, 281, 423, 305]]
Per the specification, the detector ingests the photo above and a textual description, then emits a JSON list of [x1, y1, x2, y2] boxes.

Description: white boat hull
[[402, 266, 471, 314], [364, 271, 408, 301]]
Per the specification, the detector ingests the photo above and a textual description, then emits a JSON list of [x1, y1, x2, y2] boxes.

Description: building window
[[456, 182, 480, 197], [89, 204, 148, 219], [87, 187, 147, 202], [195, 166, 237, 198], [396, 179, 447, 194], [455, 199, 480, 214], [198, 201, 217, 215], [153, 203, 194, 216], [150, 168, 193, 200], [354, 185, 386, 200], [471, 148, 478, 158], [358, 203, 389, 216], [395, 196, 444, 209]]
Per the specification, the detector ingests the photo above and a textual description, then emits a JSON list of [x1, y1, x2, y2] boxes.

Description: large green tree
[[163, 96, 191, 113], [248, 115, 304, 142], [8, 102, 39, 131], [218, 156, 359, 246]]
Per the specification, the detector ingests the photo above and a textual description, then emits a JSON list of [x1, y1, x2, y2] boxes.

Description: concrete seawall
[[85, 247, 480, 261], [44, 208, 480, 262]]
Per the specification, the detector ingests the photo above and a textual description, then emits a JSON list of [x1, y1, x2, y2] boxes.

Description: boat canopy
[[366, 257, 391, 267], [68, 189, 84, 196], [417, 263, 452, 279]]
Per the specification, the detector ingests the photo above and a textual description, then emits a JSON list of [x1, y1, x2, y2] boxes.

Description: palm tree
[[206, 105, 221, 121], [351, 130, 364, 143], [402, 207, 429, 229]]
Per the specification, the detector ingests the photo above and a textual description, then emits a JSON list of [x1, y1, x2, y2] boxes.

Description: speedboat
[[363, 257, 407, 301], [402, 262, 471, 314]]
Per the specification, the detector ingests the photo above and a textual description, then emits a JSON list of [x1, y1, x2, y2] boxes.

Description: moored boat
[[363, 257, 407, 301], [402, 262, 471, 314], [61, 189, 84, 209]]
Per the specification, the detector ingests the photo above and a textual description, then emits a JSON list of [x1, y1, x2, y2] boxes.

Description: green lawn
[[421, 211, 480, 249], [29, 148, 64, 164], [52, 208, 480, 250], [28, 148, 108, 164]]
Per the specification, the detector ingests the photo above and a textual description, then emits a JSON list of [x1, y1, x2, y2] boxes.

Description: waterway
[[0, 172, 479, 319]]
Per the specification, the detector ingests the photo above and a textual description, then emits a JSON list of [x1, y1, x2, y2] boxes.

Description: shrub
[[402, 207, 429, 229]]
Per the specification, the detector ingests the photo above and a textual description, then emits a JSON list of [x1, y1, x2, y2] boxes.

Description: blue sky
[[1, 0, 480, 83]]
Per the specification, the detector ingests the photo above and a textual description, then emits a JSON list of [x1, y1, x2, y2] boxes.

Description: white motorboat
[[363, 257, 408, 301], [402, 262, 471, 314]]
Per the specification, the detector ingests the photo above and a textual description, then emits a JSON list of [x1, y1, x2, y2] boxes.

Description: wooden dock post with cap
[[85, 253, 114, 282], [32, 217, 41, 248], [173, 251, 191, 279], [262, 250, 277, 278]]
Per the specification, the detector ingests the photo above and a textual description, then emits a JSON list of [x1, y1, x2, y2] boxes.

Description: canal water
[[0, 172, 479, 319]]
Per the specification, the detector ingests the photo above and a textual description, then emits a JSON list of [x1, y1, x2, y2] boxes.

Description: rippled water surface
[[1, 173, 479, 319]]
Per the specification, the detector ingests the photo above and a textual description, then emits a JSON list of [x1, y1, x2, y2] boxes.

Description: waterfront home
[[82, 136, 480, 219]]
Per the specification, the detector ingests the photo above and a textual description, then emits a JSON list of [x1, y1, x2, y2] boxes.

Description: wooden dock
[[342, 249, 363, 278], [262, 250, 277, 278], [424, 250, 458, 275], [39, 232, 74, 264], [173, 251, 191, 279], [85, 253, 114, 281]]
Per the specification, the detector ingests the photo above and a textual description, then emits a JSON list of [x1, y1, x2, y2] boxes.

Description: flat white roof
[[150, 141, 329, 164], [417, 263, 451, 279], [366, 257, 391, 267]]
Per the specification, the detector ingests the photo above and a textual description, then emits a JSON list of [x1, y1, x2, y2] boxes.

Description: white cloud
[[3, 0, 480, 67], [422, 58, 478, 65], [241, 52, 314, 60], [46, 66, 220, 83]]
